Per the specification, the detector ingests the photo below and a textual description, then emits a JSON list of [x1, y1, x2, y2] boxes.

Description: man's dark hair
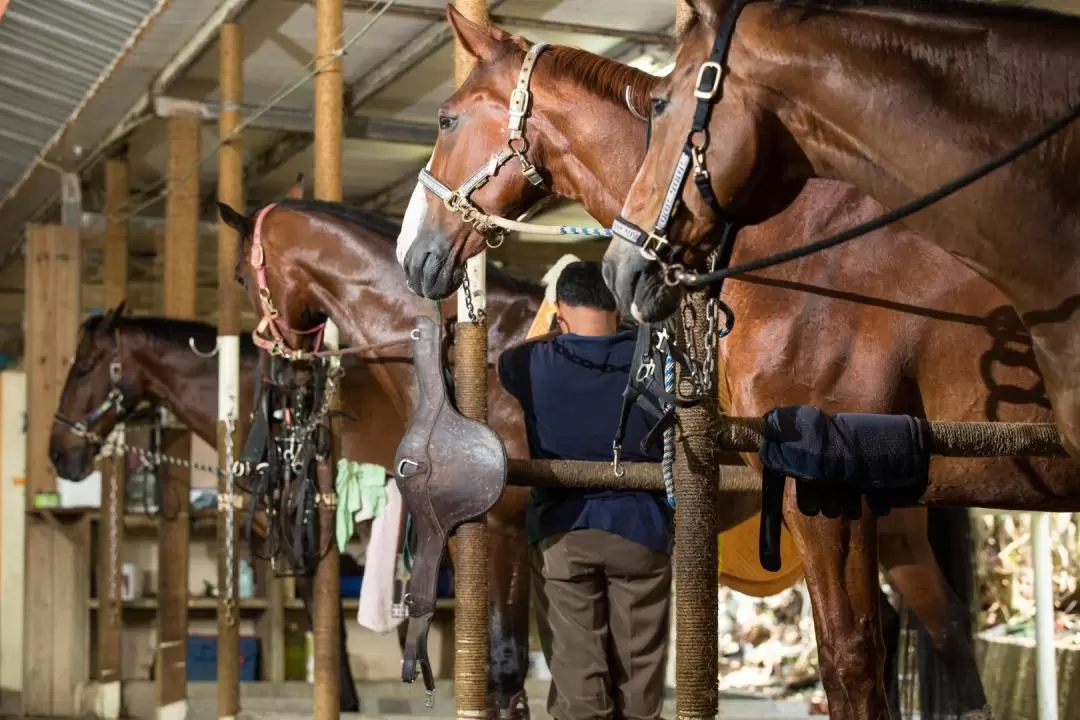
[[555, 261, 616, 311]]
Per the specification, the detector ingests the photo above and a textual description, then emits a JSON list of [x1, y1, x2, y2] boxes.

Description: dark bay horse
[[218, 198, 538, 718], [605, 0, 1080, 462], [48, 307, 407, 712], [392, 9, 1080, 718]]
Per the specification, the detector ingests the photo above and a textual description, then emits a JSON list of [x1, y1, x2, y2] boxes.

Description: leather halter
[[53, 329, 127, 445], [417, 42, 551, 239], [611, 0, 750, 275], [249, 203, 327, 361]]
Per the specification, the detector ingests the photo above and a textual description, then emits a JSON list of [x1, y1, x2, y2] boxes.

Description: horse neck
[[532, 53, 653, 226], [297, 221, 540, 414], [130, 339, 227, 445], [734, 4, 1080, 247]]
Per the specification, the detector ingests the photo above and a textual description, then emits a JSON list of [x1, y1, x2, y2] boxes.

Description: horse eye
[[438, 113, 457, 131], [650, 98, 669, 117]]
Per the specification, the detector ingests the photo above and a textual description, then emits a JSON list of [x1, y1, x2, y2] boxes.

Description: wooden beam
[[216, 20, 243, 720], [313, 0, 343, 716], [247, 0, 509, 182], [103, 156, 129, 310], [157, 112, 200, 720], [155, 97, 437, 145], [97, 151, 129, 720], [335, 0, 675, 45]]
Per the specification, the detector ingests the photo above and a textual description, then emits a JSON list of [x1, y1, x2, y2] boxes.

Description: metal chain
[[460, 270, 485, 324], [107, 432, 122, 627], [223, 413, 237, 627]]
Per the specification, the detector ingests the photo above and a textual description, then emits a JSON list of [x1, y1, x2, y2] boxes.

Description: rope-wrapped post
[[313, 0, 344, 717], [452, 320, 491, 718], [452, 0, 493, 717], [674, 291, 720, 720], [717, 417, 1067, 457]]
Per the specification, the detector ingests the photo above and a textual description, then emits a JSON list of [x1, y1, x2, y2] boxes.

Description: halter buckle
[[109, 361, 122, 384], [694, 61, 724, 100], [250, 243, 265, 269], [639, 232, 670, 261], [508, 88, 531, 120]]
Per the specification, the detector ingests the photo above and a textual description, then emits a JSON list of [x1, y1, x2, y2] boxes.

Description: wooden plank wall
[[23, 224, 88, 716]]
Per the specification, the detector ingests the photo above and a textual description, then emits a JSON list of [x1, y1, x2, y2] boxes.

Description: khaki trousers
[[530, 529, 671, 720]]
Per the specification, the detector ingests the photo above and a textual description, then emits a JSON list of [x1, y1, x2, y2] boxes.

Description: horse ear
[[286, 173, 305, 199], [218, 201, 253, 239], [445, 4, 502, 63], [100, 301, 124, 335], [683, 0, 719, 27], [114, 299, 128, 318]]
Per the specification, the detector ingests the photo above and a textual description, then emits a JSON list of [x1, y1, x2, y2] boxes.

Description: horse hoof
[[498, 690, 530, 720]]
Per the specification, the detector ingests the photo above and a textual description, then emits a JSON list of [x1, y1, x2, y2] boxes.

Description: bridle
[[417, 41, 551, 245], [610, 0, 1080, 290], [53, 329, 129, 446], [249, 202, 327, 361], [611, 0, 748, 284]]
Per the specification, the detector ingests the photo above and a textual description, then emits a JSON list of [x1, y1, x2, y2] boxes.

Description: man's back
[[498, 329, 672, 553]]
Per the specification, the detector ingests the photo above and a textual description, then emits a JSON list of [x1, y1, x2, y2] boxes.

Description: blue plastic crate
[[187, 635, 259, 682], [340, 574, 364, 598]]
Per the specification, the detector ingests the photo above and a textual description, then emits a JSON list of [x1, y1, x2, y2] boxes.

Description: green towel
[[355, 462, 388, 523], [334, 459, 389, 552]]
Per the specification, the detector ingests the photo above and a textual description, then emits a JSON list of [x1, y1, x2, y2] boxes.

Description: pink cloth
[[357, 479, 405, 634]]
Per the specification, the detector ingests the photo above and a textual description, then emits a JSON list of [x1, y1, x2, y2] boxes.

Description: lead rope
[[662, 348, 676, 508]]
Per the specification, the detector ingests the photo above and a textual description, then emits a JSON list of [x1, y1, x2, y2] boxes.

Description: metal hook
[[189, 337, 220, 358]]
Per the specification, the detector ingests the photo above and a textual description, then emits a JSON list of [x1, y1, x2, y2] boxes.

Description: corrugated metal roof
[[0, 0, 163, 197]]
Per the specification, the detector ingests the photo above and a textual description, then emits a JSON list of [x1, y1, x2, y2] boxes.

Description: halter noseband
[[417, 42, 551, 242], [249, 203, 327, 362], [611, 0, 750, 278], [53, 330, 127, 445]]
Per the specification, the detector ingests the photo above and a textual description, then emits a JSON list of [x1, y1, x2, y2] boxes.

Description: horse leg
[[878, 507, 990, 719], [879, 586, 901, 718], [784, 493, 889, 720], [295, 573, 361, 713]]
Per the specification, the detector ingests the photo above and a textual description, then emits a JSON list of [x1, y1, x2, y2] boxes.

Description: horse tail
[[905, 506, 975, 719]]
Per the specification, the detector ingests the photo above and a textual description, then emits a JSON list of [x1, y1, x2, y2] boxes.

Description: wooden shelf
[[89, 597, 272, 611], [89, 597, 456, 612]]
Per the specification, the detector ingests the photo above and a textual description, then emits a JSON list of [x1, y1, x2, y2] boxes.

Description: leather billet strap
[[418, 42, 551, 228], [611, 0, 752, 267]]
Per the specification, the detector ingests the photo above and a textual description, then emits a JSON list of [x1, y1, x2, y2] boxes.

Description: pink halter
[[249, 203, 326, 361]]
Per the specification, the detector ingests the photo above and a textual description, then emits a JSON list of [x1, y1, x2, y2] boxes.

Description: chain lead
[[107, 431, 122, 627], [223, 412, 237, 628]]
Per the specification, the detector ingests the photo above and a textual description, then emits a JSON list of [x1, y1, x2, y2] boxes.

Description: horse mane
[[543, 46, 657, 125], [84, 314, 259, 359], [276, 198, 403, 237], [778, 0, 1080, 25]]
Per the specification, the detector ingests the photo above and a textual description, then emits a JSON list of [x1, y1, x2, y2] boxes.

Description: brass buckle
[[694, 61, 724, 100], [639, 232, 670, 261]]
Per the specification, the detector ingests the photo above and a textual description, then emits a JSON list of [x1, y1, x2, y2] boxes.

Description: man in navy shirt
[[497, 261, 672, 720]]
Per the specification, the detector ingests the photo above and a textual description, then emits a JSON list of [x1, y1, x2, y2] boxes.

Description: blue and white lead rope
[[662, 349, 676, 508], [557, 225, 613, 237]]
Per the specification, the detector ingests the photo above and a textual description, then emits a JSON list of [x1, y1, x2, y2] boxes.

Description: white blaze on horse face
[[396, 155, 434, 268]]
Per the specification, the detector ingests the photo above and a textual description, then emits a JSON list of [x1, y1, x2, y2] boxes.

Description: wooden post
[[673, 291, 720, 720], [23, 210, 85, 715], [97, 154, 130, 720], [313, 1, 342, 718], [158, 113, 200, 720], [452, 0, 491, 716], [217, 20, 243, 720]]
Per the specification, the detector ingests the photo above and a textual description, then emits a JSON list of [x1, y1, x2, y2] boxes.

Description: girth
[[393, 314, 507, 699]]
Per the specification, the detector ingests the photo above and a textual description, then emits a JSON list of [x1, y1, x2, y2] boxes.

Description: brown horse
[[605, 0, 1080, 462], [48, 307, 405, 711], [391, 9, 1079, 718], [218, 198, 539, 718]]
